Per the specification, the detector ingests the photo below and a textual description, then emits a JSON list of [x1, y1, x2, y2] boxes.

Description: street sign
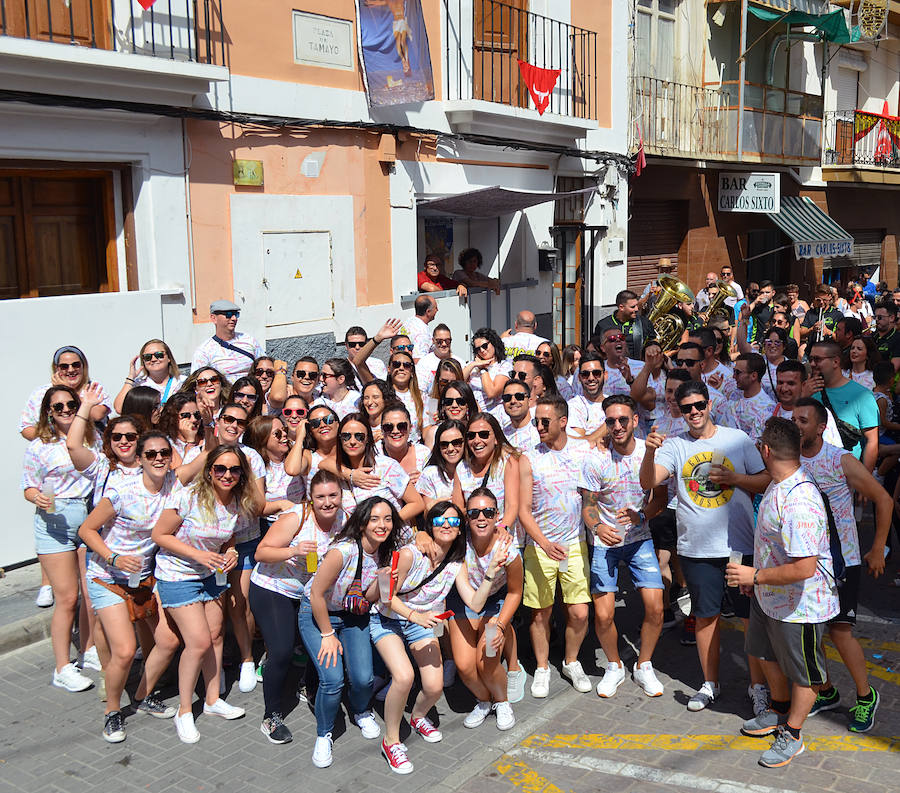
[[717, 172, 780, 213]]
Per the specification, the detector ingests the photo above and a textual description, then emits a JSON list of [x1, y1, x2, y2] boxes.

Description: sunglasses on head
[[502, 391, 527, 402], [466, 429, 491, 440], [512, 370, 529, 381], [579, 368, 603, 379], [432, 516, 461, 528], [57, 361, 82, 371], [393, 344, 414, 353], [143, 448, 172, 461], [50, 400, 78, 413], [473, 341, 490, 353], [678, 399, 708, 415], [196, 375, 220, 387], [281, 408, 307, 418], [443, 396, 465, 407], [604, 416, 631, 428], [382, 421, 409, 434], [308, 415, 337, 428], [346, 340, 366, 348], [390, 360, 413, 371], [212, 464, 242, 477], [220, 414, 247, 427], [111, 432, 138, 442], [466, 507, 497, 519], [142, 351, 166, 362], [179, 410, 202, 421], [532, 417, 553, 429], [254, 368, 275, 378], [438, 437, 464, 450], [214, 310, 240, 319], [294, 369, 318, 380], [340, 431, 367, 443], [234, 391, 258, 402]]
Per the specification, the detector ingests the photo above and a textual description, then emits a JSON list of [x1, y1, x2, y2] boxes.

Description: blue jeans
[[298, 597, 374, 737]]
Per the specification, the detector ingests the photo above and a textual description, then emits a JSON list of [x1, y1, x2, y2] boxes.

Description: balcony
[[0, 1, 227, 105], [631, 76, 728, 159], [822, 110, 900, 183], [442, 0, 599, 143]]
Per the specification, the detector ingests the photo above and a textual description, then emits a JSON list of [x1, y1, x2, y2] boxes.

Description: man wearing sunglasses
[[729, 353, 775, 441], [593, 290, 655, 360], [670, 343, 734, 428], [566, 353, 608, 438], [599, 328, 644, 398], [518, 395, 594, 698], [344, 326, 387, 381], [500, 310, 548, 359], [415, 323, 454, 396], [687, 328, 739, 401], [400, 294, 437, 362], [494, 380, 539, 452], [191, 299, 264, 380], [580, 395, 668, 698], [640, 380, 769, 714], [417, 253, 467, 298]]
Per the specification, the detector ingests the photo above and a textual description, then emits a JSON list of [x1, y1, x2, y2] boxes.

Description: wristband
[[320, 630, 336, 639], [753, 569, 760, 586], [74, 414, 90, 422], [349, 470, 354, 486], [108, 553, 119, 568], [484, 573, 494, 582], [125, 378, 135, 384]]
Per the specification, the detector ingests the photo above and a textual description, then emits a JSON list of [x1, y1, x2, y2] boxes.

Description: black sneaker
[[261, 713, 293, 744], [809, 687, 840, 716], [137, 693, 177, 719], [103, 710, 126, 743], [720, 589, 735, 618]]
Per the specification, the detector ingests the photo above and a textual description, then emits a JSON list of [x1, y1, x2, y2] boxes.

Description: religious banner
[[356, 0, 434, 107], [517, 60, 561, 115]]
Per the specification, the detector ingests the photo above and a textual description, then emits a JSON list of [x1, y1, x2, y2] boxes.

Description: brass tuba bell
[[647, 274, 696, 351], [700, 279, 737, 323]]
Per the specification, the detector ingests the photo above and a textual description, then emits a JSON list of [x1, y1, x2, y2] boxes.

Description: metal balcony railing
[[823, 110, 900, 170], [0, 0, 224, 65], [631, 76, 728, 158], [443, 0, 599, 120]]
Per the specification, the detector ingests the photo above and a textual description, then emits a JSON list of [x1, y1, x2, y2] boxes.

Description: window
[[635, 0, 676, 83], [0, 169, 118, 300]]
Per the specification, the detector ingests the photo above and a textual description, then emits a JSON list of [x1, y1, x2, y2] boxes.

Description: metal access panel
[[262, 231, 334, 327]]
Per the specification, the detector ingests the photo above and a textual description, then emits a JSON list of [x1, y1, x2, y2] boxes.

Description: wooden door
[[473, 0, 528, 108], [1, 1, 111, 49]]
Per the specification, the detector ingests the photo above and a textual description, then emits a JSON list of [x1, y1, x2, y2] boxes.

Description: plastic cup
[[727, 550, 743, 587], [433, 620, 444, 638], [377, 568, 392, 603], [484, 623, 498, 657], [128, 571, 141, 588], [558, 547, 569, 573], [710, 449, 725, 468], [41, 483, 55, 514], [215, 568, 227, 586], [306, 551, 318, 573]]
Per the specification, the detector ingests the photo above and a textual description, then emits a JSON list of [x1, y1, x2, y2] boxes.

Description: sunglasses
[[340, 431, 367, 443], [473, 342, 491, 353], [50, 400, 78, 413], [294, 369, 318, 380], [536, 349, 551, 358], [234, 391, 258, 402], [143, 448, 173, 461], [434, 338, 452, 346], [673, 358, 699, 368], [308, 415, 337, 428], [272, 429, 287, 440], [579, 368, 603, 379], [346, 340, 366, 349], [604, 416, 631, 428], [212, 464, 242, 478], [214, 310, 240, 319], [443, 396, 466, 407], [466, 507, 497, 519], [142, 351, 166, 362], [432, 516, 461, 528], [57, 361, 82, 371], [502, 392, 527, 402], [532, 417, 553, 429], [390, 360, 413, 371], [319, 372, 338, 380], [764, 340, 783, 347], [111, 432, 138, 442], [393, 344, 414, 353], [678, 399, 708, 415], [281, 408, 307, 418], [179, 411, 202, 421], [254, 368, 275, 378], [382, 421, 409, 434], [438, 437, 464, 450], [604, 333, 627, 343], [196, 376, 220, 387], [512, 370, 529, 381], [220, 414, 247, 427], [466, 429, 491, 440]]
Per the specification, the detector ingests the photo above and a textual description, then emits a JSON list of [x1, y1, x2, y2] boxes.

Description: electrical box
[[607, 237, 625, 262], [538, 246, 560, 272]]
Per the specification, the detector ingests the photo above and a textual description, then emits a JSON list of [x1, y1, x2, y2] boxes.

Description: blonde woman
[[114, 339, 185, 413]]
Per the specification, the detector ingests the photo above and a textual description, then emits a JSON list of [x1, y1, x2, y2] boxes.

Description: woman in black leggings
[[249, 470, 345, 743]]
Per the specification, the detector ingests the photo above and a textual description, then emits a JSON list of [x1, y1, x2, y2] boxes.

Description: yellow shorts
[[523, 541, 591, 609]]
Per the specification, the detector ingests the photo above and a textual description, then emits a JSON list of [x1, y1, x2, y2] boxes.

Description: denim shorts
[[369, 609, 435, 646], [157, 575, 228, 608], [33, 498, 87, 555], [236, 537, 260, 571], [590, 538, 665, 594], [446, 585, 506, 621], [87, 575, 154, 611]]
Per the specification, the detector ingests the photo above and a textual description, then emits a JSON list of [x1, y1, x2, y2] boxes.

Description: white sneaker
[[52, 663, 93, 692], [494, 701, 516, 731], [595, 661, 626, 698], [748, 683, 769, 716], [174, 711, 200, 744], [312, 733, 334, 768], [463, 700, 493, 728], [530, 666, 551, 698], [238, 661, 257, 693], [507, 668, 527, 703], [354, 710, 381, 739], [35, 584, 54, 608], [442, 659, 457, 688], [81, 646, 102, 672], [687, 681, 720, 712], [632, 661, 664, 697], [203, 698, 246, 720], [561, 660, 592, 693]]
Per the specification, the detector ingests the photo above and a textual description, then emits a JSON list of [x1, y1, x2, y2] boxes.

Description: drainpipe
[[737, 0, 748, 160]]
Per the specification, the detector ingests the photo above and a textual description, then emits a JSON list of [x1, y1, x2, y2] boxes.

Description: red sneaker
[[381, 739, 414, 774], [411, 715, 443, 743]]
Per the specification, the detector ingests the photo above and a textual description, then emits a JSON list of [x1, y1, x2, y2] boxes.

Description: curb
[[0, 610, 53, 657]]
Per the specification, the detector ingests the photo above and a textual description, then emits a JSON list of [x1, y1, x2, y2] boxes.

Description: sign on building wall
[[717, 172, 780, 213], [292, 11, 355, 70], [356, 0, 434, 107]]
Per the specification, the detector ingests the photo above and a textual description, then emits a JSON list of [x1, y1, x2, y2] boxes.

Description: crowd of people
[[18, 261, 895, 772]]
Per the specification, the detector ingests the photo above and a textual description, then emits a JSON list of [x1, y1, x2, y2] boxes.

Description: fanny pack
[[341, 539, 371, 615], [91, 575, 158, 622], [819, 389, 865, 452]]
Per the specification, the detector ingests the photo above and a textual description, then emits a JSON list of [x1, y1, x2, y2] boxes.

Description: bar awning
[[767, 196, 854, 259], [418, 185, 596, 218]]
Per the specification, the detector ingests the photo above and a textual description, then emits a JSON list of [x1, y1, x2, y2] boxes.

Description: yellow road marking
[[520, 733, 900, 752], [822, 643, 900, 686], [493, 756, 573, 793]]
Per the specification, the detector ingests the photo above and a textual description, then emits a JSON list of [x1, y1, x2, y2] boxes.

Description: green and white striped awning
[[766, 196, 854, 259]]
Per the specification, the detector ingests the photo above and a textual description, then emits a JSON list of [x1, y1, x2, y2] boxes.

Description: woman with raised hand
[[158, 392, 204, 466], [244, 415, 307, 529], [360, 379, 397, 443], [77, 431, 182, 743], [114, 339, 185, 414], [417, 420, 466, 511], [181, 366, 230, 428], [227, 375, 266, 422], [288, 403, 340, 492], [300, 496, 402, 769], [372, 500, 505, 774], [249, 470, 345, 744], [312, 358, 361, 420], [424, 358, 465, 429], [20, 345, 111, 440], [152, 446, 256, 743], [422, 379, 478, 448], [251, 355, 289, 414], [463, 328, 510, 412], [280, 394, 310, 442], [448, 489, 523, 732]]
